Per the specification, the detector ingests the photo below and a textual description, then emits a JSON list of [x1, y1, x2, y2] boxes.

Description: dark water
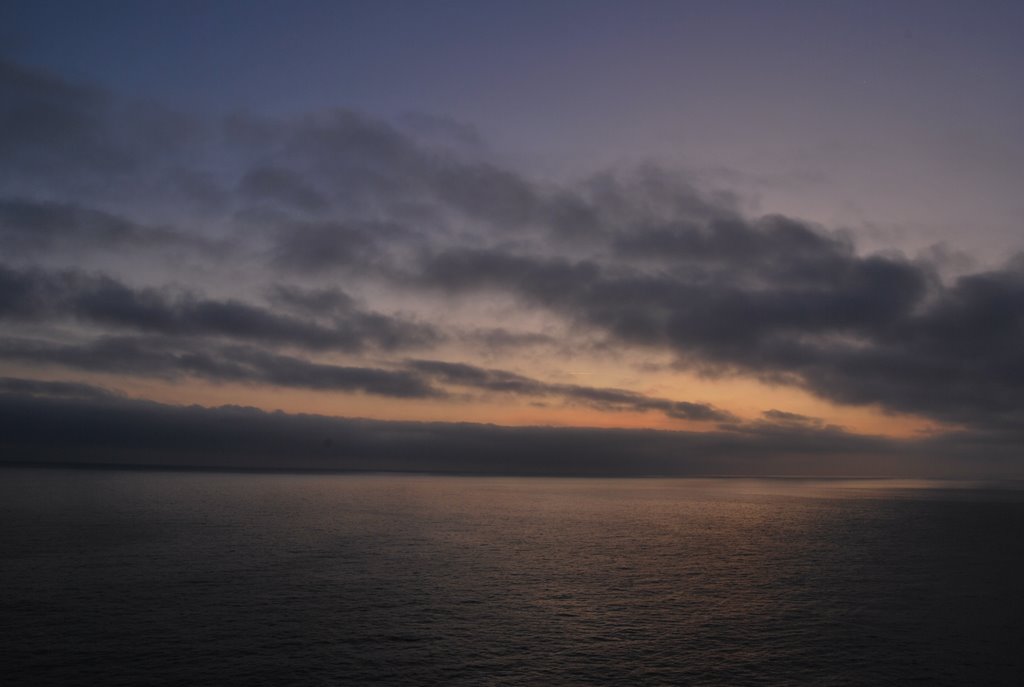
[[3, 468, 1024, 685]]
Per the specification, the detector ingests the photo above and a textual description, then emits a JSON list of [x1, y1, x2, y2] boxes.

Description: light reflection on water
[[2, 468, 1023, 685]]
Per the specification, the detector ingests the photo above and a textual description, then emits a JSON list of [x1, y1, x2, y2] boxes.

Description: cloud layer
[[3, 58, 1024, 473], [5, 381, 1016, 477]]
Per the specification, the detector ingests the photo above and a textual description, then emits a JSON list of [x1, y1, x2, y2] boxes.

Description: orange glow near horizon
[[6, 362, 944, 440]]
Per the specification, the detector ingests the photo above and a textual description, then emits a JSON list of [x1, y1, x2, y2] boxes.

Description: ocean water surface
[[2, 467, 1023, 685]]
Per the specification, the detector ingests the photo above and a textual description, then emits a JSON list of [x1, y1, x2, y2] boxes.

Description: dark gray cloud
[[269, 219, 411, 273], [1, 387, 1018, 477], [718, 410, 846, 439], [0, 58, 125, 178], [226, 109, 432, 220], [226, 346, 439, 397], [431, 161, 543, 228], [613, 214, 843, 270], [413, 234, 1024, 433], [0, 58, 204, 199], [0, 337, 442, 399], [407, 359, 735, 422], [0, 197, 211, 256], [0, 376, 121, 401], [0, 333, 732, 419], [460, 327, 556, 351], [239, 165, 330, 213], [265, 284, 355, 316], [223, 107, 601, 250], [0, 263, 441, 352], [761, 409, 826, 426]]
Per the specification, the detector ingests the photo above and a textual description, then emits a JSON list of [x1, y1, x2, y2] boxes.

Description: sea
[[2, 467, 1023, 685]]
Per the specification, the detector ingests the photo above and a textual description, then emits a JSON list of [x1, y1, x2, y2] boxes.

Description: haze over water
[[4, 467, 1023, 686]]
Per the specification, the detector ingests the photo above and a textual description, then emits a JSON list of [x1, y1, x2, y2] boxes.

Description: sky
[[1, 1, 1023, 476]]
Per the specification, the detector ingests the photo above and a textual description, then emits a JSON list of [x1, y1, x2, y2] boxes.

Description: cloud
[[459, 327, 557, 351], [269, 219, 410, 273], [0, 58, 203, 199], [761, 409, 826, 426], [0, 263, 441, 352], [1, 387, 1019, 477], [265, 284, 355, 316], [0, 197, 212, 256], [239, 165, 330, 213], [0, 334, 734, 418], [412, 231, 1024, 432], [0, 58, 123, 178], [407, 359, 735, 422], [0, 376, 122, 401], [0, 337, 443, 399]]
